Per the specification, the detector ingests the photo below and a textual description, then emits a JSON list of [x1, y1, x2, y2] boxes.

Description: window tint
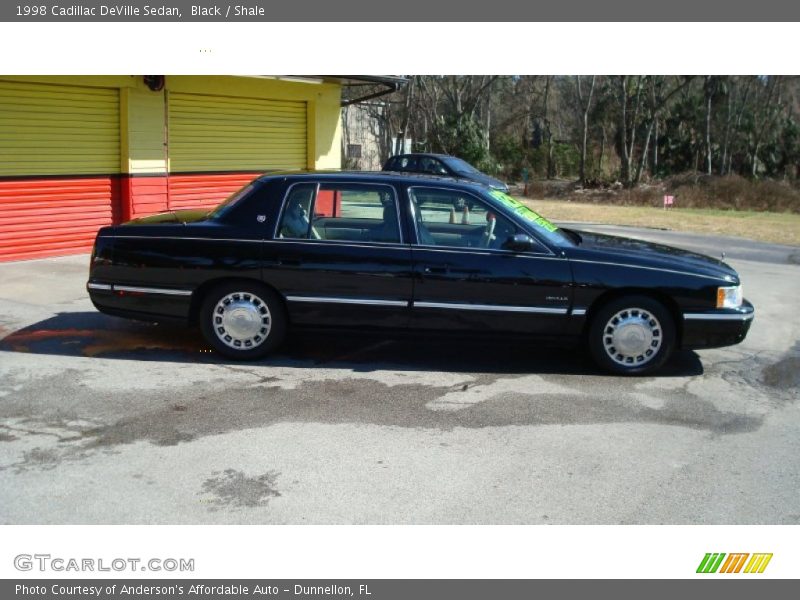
[[392, 156, 414, 171], [409, 188, 519, 250], [418, 157, 448, 175], [278, 183, 401, 244], [278, 184, 316, 239], [208, 183, 256, 221], [443, 156, 482, 176]]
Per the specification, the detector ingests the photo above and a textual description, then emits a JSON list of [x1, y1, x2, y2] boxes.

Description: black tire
[[199, 282, 287, 360], [588, 295, 676, 375]]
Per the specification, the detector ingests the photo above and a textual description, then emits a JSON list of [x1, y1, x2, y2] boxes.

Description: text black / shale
[[234, 4, 265, 16], [192, 5, 220, 16]]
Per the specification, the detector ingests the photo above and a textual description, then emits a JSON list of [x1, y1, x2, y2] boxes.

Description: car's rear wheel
[[588, 295, 675, 375], [199, 282, 286, 360]]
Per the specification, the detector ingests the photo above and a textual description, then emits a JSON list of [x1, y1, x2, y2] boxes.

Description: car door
[[263, 180, 413, 330], [406, 186, 574, 335]]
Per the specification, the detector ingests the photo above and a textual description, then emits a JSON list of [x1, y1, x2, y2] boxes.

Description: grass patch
[[523, 198, 800, 246]]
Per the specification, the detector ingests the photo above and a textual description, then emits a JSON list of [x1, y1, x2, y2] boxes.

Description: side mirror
[[504, 233, 535, 252]]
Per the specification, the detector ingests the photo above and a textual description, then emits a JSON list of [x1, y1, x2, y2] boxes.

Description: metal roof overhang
[[298, 76, 409, 106], [238, 76, 408, 105]]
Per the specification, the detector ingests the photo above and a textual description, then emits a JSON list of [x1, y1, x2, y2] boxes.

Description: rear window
[[208, 183, 256, 220]]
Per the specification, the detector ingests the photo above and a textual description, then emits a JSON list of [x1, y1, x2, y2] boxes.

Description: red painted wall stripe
[[0, 176, 121, 262], [166, 172, 261, 212], [0, 172, 264, 262]]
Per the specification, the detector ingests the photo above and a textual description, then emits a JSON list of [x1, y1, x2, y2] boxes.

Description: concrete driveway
[[0, 226, 798, 524]]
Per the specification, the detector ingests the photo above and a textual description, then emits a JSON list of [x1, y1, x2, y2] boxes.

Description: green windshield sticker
[[488, 190, 559, 233]]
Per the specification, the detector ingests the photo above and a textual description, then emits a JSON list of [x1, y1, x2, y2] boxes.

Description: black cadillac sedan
[[383, 153, 509, 192], [87, 172, 754, 374]]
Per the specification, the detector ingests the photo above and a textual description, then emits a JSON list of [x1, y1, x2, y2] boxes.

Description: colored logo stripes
[[696, 553, 773, 573]]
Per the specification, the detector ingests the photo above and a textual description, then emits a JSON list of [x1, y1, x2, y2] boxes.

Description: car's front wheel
[[588, 295, 676, 375], [199, 282, 286, 360]]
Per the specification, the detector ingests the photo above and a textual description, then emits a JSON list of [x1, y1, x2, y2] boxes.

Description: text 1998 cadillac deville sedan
[[87, 172, 754, 374]]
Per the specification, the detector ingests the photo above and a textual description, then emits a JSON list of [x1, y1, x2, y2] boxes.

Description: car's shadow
[[0, 311, 704, 377]]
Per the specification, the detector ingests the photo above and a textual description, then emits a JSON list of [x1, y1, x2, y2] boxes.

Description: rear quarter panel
[[88, 179, 284, 321]]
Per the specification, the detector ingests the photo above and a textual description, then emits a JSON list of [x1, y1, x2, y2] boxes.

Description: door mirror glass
[[503, 233, 535, 252]]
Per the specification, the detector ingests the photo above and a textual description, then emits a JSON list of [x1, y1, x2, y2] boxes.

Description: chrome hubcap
[[213, 292, 271, 350], [602, 307, 662, 366]]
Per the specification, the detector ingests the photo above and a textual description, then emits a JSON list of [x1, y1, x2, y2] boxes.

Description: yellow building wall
[[122, 84, 168, 176], [1, 75, 343, 173], [0, 75, 343, 258], [0, 77, 123, 177], [167, 76, 342, 171]]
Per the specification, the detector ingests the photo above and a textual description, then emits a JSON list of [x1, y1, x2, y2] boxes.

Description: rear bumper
[[87, 280, 193, 323], [681, 300, 754, 349]]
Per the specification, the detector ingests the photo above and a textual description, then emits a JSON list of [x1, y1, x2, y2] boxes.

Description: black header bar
[[3, 579, 798, 600], [3, 0, 800, 22]]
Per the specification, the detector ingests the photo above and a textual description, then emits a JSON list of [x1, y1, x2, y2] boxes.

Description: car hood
[[567, 230, 739, 283], [122, 209, 211, 226], [469, 172, 508, 190], [449, 169, 507, 190]]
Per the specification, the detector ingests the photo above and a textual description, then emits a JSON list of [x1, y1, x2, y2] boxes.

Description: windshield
[[207, 183, 256, 220], [487, 190, 574, 246], [443, 156, 483, 176]]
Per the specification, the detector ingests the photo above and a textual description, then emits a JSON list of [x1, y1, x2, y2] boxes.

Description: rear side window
[[277, 184, 316, 238], [387, 156, 414, 171], [399, 157, 415, 171], [418, 157, 448, 175], [277, 183, 401, 244]]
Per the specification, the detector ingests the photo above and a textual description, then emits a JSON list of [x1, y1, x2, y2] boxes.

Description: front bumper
[[680, 299, 755, 349]]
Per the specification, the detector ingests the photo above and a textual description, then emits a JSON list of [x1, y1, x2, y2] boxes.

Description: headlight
[[716, 285, 743, 309]]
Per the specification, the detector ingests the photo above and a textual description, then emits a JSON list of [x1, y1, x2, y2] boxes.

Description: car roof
[[256, 170, 492, 192], [388, 153, 453, 160]]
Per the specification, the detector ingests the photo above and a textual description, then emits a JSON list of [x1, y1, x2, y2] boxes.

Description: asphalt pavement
[[0, 226, 798, 524]]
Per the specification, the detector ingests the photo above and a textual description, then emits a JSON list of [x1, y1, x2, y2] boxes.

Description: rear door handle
[[277, 257, 302, 267], [422, 265, 448, 275]]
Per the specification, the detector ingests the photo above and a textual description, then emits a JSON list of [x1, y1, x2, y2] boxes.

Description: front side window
[[277, 183, 401, 244], [409, 188, 520, 250]]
